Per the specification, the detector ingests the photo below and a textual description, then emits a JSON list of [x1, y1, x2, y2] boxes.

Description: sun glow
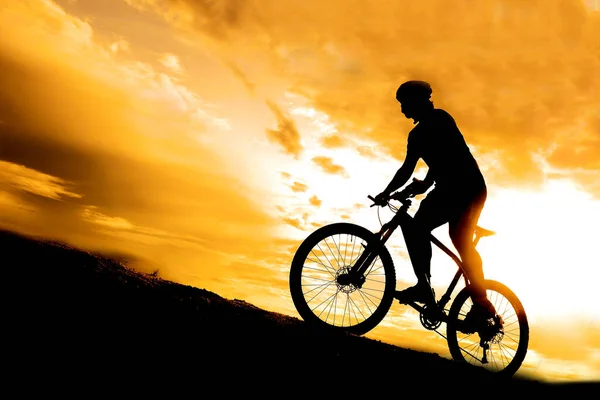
[[477, 179, 600, 322]]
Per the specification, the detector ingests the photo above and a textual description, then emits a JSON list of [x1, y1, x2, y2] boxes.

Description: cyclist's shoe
[[395, 284, 435, 306], [459, 302, 497, 334]]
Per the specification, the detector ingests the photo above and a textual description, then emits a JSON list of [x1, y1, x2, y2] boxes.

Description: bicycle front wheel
[[289, 222, 396, 336], [446, 280, 529, 377]]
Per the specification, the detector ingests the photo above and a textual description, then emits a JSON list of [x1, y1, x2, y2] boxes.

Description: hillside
[[2, 228, 598, 396]]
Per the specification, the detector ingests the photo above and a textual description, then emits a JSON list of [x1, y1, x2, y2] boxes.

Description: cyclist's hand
[[407, 178, 429, 196], [372, 191, 389, 207]]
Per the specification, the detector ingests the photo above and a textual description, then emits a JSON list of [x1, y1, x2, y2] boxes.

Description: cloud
[[0, 161, 82, 201], [159, 52, 183, 74], [546, 131, 600, 171], [357, 145, 377, 159], [221, 58, 256, 95], [290, 181, 308, 193], [79, 205, 208, 246], [283, 216, 304, 230], [80, 206, 133, 230], [265, 100, 303, 158], [0, 7, 223, 161], [311, 156, 348, 177], [110, 39, 130, 54], [320, 134, 346, 149], [309, 195, 321, 207], [0, 190, 36, 214], [134, 0, 600, 195]]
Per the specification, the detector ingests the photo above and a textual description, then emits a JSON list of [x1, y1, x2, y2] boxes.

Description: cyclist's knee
[[450, 234, 473, 254]]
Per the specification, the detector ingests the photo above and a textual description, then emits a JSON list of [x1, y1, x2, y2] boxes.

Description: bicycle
[[289, 183, 529, 377]]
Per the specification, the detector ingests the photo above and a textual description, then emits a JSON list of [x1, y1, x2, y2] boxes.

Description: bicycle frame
[[350, 199, 480, 315], [289, 192, 526, 375]]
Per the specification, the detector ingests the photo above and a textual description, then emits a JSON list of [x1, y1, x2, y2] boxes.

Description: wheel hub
[[335, 267, 364, 293], [479, 316, 504, 344]]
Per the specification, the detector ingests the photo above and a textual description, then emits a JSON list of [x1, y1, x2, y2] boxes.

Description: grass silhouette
[[2, 228, 598, 396]]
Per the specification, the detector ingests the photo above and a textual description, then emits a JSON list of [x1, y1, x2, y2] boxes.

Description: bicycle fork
[[339, 223, 395, 288], [337, 243, 377, 288]]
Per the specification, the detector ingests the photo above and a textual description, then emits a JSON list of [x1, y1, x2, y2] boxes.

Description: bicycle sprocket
[[419, 305, 442, 330]]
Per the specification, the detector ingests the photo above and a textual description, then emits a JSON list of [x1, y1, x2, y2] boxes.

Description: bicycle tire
[[446, 279, 529, 377], [289, 222, 396, 336]]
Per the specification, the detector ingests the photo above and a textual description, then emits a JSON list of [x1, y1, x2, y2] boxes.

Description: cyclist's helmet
[[396, 80, 432, 102]]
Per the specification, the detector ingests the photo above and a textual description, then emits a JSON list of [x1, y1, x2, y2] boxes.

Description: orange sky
[[1, 0, 599, 382]]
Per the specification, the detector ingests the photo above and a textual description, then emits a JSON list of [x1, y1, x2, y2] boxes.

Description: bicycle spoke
[[300, 274, 336, 286], [303, 259, 336, 277], [322, 237, 341, 270], [319, 291, 340, 325], [342, 234, 349, 268], [356, 285, 386, 295], [302, 268, 386, 326], [348, 235, 357, 268], [335, 233, 343, 267], [304, 281, 337, 303], [459, 341, 483, 363], [309, 247, 337, 277], [354, 288, 382, 311], [345, 293, 368, 325]]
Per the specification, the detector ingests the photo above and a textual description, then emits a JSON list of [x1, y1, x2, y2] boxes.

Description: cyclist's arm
[[382, 152, 419, 196], [422, 169, 435, 189]]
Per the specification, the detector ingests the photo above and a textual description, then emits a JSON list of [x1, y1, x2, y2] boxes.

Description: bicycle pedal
[[396, 297, 412, 305]]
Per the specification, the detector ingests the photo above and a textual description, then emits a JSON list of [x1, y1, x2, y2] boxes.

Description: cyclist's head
[[395, 80, 433, 121], [396, 80, 432, 102]]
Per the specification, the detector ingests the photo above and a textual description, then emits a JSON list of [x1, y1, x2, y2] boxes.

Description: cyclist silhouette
[[373, 80, 495, 331]]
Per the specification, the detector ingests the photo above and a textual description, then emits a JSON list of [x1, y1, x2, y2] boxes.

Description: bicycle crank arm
[[395, 297, 445, 316], [481, 342, 489, 364]]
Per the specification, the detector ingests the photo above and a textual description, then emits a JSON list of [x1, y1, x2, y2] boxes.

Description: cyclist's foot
[[459, 301, 497, 334], [395, 283, 435, 305]]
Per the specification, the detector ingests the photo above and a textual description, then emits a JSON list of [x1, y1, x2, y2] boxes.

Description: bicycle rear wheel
[[446, 280, 529, 377], [289, 222, 396, 336]]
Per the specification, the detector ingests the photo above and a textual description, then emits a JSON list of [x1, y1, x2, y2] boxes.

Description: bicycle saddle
[[474, 226, 495, 237]]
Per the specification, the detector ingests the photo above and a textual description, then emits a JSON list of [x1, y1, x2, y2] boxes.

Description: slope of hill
[[2, 228, 598, 396]]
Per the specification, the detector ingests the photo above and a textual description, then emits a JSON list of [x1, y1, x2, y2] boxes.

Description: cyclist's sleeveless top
[[407, 108, 485, 196]]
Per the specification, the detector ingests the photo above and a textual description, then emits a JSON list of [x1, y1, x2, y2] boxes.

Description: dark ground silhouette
[[2, 228, 598, 396]]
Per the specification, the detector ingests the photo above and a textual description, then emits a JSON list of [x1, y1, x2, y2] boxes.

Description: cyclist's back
[[407, 107, 485, 197]]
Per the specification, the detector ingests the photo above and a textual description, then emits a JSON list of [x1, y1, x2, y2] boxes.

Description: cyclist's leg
[[448, 188, 493, 311], [401, 190, 448, 286]]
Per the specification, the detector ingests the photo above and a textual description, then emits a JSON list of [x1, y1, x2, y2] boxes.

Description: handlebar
[[367, 195, 377, 207], [368, 187, 415, 208], [368, 178, 426, 208]]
